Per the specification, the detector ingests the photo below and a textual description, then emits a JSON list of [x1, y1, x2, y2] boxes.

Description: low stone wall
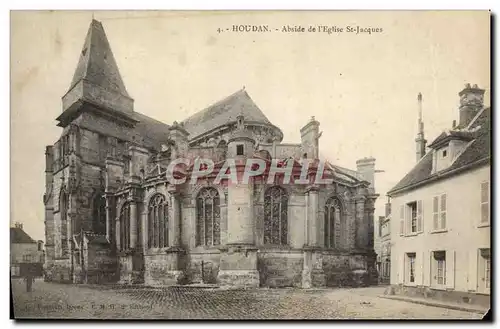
[[257, 249, 303, 288], [386, 284, 491, 309], [144, 252, 185, 286], [187, 250, 221, 284]]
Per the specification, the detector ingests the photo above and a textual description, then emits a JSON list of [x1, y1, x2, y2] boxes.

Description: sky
[[11, 10, 490, 241]]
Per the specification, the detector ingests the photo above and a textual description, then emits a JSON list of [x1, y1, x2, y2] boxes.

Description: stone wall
[[187, 250, 221, 284], [387, 284, 490, 309], [257, 250, 303, 287]]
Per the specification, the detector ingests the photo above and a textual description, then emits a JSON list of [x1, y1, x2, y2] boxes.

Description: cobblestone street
[[12, 279, 482, 320]]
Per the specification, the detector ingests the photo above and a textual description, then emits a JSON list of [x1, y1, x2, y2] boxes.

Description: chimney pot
[[452, 120, 457, 128], [466, 83, 471, 88], [473, 84, 478, 88]]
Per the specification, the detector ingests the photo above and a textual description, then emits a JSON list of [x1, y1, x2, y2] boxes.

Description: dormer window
[[442, 149, 447, 158]]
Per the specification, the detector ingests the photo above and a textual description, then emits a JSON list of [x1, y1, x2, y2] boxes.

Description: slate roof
[[181, 89, 274, 139], [388, 107, 491, 195], [69, 19, 130, 98], [10, 227, 36, 244], [132, 111, 171, 150]]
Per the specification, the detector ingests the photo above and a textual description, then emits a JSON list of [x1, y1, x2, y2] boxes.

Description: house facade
[[387, 85, 490, 307], [375, 199, 391, 284], [11, 223, 45, 277], [43, 19, 380, 288]]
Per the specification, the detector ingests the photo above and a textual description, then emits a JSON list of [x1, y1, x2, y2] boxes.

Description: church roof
[[132, 111, 171, 150], [181, 89, 274, 139], [69, 19, 130, 98], [10, 227, 36, 244], [388, 107, 490, 195]]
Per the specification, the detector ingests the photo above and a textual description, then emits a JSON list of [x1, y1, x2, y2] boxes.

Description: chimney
[[356, 157, 376, 193], [458, 83, 485, 127], [415, 92, 427, 162], [14, 222, 23, 229], [385, 199, 392, 217], [452, 120, 457, 129]]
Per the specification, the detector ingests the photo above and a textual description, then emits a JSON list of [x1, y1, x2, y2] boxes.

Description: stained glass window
[[196, 188, 220, 246], [264, 186, 288, 245], [120, 202, 130, 251], [148, 194, 169, 248], [324, 197, 343, 248]]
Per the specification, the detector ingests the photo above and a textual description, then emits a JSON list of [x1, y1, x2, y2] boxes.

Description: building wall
[[11, 243, 43, 263], [390, 164, 490, 296]]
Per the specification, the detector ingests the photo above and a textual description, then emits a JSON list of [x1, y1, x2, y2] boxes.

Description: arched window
[[264, 186, 288, 245], [324, 197, 344, 248], [148, 194, 169, 248], [59, 189, 68, 256], [92, 193, 106, 235], [120, 202, 130, 251], [196, 188, 220, 246]]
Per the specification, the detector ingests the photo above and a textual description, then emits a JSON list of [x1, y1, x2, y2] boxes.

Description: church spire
[[60, 19, 134, 124], [415, 92, 427, 162], [69, 19, 130, 97]]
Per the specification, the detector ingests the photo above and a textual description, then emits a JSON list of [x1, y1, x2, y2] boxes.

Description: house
[[11, 223, 45, 277], [387, 85, 490, 308], [375, 198, 391, 284]]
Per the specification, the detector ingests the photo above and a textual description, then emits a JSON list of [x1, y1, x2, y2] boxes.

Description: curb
[[378, 295, 488, 314]]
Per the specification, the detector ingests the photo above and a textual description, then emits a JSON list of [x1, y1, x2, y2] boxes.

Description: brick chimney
[[458, 83, 485, 127]]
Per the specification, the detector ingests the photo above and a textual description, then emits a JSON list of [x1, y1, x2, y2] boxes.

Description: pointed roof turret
[[59, 19, 134, 127]]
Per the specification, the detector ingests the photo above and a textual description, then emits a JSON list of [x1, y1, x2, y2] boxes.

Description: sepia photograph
[[10, 9, 491, 320]]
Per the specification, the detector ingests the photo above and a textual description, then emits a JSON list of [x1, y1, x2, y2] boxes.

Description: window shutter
[[467, 249, 478, 291], [432, 196, 439, 230], [440, 194, 447, 229], [398, 253, 405, 284], [399, 205, 404, 235], [423, 251, 430, 286], [481, 182, 489, 223], [417, 200, 423, 232], [446, 250, 455, 289], [415, 252, 423, 285]]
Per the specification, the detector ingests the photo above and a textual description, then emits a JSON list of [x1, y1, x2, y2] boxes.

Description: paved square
[[11, 279, 482, 319]]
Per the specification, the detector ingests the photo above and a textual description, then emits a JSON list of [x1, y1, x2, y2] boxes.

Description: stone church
[[44, 19, 379, 288]]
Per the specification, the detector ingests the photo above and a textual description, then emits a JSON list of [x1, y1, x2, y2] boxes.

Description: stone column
[[129, 201, 138, 249], [141, 209, 148, 253], [307, 185, 320, 247], [169, 189, 181, 247], [302, 184, 326, 288], [354, 195, 366, 250], [115, 216, 121, 251], [217, 172, 259, 288], [105, 195, 114, 242]]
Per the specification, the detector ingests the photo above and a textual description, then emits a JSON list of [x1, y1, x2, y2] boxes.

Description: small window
[[236, 144, 244, 156], [433, 251, 446, 286], [442, 149, 447, 158], [407, 202, 417, 233]]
